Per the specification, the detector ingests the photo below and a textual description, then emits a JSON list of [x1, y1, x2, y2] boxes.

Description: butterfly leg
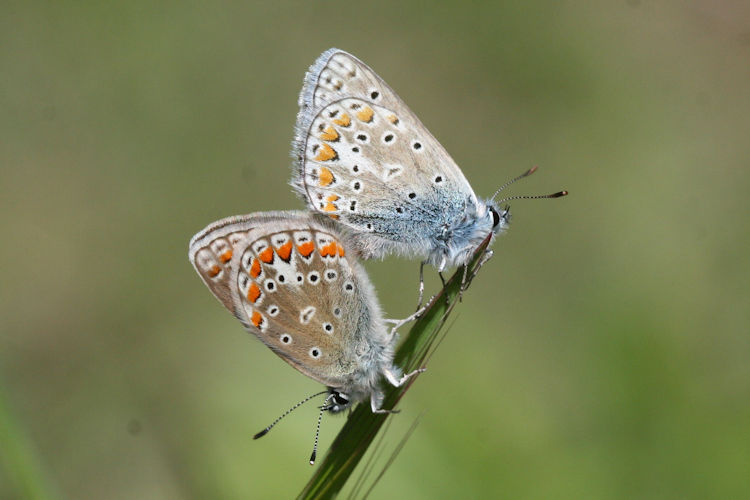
[[370, 367, 426, 413], [437, 271, 452, 307], [415, 261, 427, 311], [370, 391, 398, 414], [384, 366, 426, 387], [457, 264, 469, 302], [435, 256, 452, 306], [462, 249, 494, 291], [384, 305, 428, 337]]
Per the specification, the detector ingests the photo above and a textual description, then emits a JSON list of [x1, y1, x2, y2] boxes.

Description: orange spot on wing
[[314, 143, 338, 162], [251, 311, 263, 329], [219, 250, 233, 263], [276, 241, 293, 261], [320, 242, 338, 257], [209, 265, 221, 277], [333, 113, 351, 127], [247, 282, 261, 303], [388, 114, 399, 124], [319, 126, 339, 141], [297, 241, 315, 257], [357, 106, 374, 123], [259, 247, 274, 264], [323, 194, 339, 212], [337, 244, 345, 257], [319, 167, 334, 186], [250, 258, 261, 278]]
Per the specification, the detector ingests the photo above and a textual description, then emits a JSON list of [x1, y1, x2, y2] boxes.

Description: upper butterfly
[[291, 48, 566, 272]]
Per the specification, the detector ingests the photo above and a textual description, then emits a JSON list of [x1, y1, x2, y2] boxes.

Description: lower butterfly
[[188, 211, 423, 463]]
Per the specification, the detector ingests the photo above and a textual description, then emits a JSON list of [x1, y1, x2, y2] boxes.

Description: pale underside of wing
[[291, 50, 478, 253], [189, 212, 375, 388]]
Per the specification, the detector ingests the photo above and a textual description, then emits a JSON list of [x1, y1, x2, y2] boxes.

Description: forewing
[[292, 49, 477, 240], [189, 211, 366, 388], [189, 214, 260, 314]]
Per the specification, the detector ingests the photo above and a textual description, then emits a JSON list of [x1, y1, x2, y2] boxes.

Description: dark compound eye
[[333, 393, 348, 405], [490, 206, 501, 227]]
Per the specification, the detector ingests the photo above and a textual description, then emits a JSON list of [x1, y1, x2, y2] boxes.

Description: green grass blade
[[0, 382, 58, 500], [297, 237, 493, 499]]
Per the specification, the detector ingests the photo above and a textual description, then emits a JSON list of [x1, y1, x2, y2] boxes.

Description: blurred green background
[[2, 1, 749, 498]]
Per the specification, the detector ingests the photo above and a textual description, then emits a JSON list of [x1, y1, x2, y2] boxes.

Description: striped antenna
[[496, 190, 568, 204], [491, 166, 568, 204], [253, 390, 328, 440], [309, 393, 336, 465], [491, 166, 539, 201]]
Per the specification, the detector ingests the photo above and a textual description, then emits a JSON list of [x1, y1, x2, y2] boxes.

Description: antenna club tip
[[253, 429, 269, 440], [528, 165, 538, 175], [309, 452, 317, 465], [558, 190, 569, 197]]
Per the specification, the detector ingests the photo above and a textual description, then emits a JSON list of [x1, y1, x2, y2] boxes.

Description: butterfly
[[291, 48, 566, 277], [188, 211, 423, 463]]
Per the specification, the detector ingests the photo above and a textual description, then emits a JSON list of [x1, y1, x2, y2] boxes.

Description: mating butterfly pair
[[189, 48, 566, 463]]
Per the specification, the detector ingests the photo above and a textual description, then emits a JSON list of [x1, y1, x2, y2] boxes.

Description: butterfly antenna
[[253, 390, 328, 440], [496, 190, 568, 204], [491, 166, 539, 201], [309, 393, 336, 465]]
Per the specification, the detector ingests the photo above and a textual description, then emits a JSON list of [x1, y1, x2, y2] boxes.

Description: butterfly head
[[324, 390, 352, 413], [488, 204, 511, 235]]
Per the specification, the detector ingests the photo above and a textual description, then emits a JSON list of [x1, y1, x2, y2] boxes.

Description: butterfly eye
[[490, 206, 501, 228], [333, 393, 349, 406]]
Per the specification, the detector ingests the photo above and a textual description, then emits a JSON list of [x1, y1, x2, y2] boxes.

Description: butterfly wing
[[291, 49, 479, 259], [189, 211, 381, 388]]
